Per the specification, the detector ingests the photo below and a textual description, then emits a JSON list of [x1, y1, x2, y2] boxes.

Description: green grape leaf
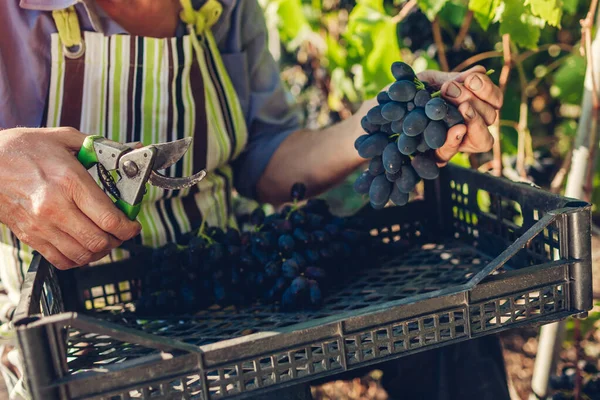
[[438, 2, 468, 27], [527, 0, 562, 27], [499, 0, 541, 49], [345, 2, 398, 96], [275, 0, 310, 42], [469, 0, 500, 30], [562, 0, 579, 14], [551, 54, 586, 105], [417, 0, 450, 21]]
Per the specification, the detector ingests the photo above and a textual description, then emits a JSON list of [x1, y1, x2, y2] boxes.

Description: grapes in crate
[[354, 61, 465, 209], [134, 183, 383, 314]]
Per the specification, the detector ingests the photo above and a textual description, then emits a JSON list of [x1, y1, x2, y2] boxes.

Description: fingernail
[[468, 75, 483, 91], [446, 82, 461, 98], [465, 105, 475, 119]]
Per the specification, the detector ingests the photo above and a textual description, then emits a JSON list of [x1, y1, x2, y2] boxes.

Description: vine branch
[[390, 0, 417, 24], [513, 42, 531, 179], [432, 17, 449, 72], [453, 10, 473, 51]]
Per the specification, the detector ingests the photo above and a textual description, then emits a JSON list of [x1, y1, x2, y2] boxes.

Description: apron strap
[[179, 0, 223, 34], [51, 6, 85, 59]]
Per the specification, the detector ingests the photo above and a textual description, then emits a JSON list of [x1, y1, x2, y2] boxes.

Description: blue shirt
[[0, 0, 301, 198]]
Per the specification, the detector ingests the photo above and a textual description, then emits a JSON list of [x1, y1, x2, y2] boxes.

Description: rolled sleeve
[[221, 0, 302, 199]]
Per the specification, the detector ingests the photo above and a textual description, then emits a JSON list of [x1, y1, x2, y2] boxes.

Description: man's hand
[[417, 66, 503, 165], [0, 128, 141, 269]]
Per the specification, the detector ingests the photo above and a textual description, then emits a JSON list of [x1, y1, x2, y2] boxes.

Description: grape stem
[[388, 133, 400, 140]]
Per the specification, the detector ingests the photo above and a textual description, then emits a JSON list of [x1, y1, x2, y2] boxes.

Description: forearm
[[257, 100, 376, 205]]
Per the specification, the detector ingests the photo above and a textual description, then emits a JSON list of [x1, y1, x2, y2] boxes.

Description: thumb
[[46, 127, 88, 152], [434, 124, 467, 166]]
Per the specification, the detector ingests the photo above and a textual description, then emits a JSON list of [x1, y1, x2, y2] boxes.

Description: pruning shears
[[77, 135, 207, 220]]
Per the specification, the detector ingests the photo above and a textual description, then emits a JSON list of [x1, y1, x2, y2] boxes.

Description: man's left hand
[[417, 66, 503, 166]]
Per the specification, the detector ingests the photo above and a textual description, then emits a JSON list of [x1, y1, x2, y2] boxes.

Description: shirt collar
[[20, 0, 78, 11]]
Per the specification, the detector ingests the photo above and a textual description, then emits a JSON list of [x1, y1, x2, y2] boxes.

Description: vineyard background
[[254, 0, 600, 399]]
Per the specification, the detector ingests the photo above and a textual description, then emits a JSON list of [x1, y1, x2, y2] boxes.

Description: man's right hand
[[0, 127, 141, 270]]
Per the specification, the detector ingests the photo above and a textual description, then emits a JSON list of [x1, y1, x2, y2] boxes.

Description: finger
[[47, 228, 110, 267], [456, 103, 494, 153], [454, 66, 487, 83], [55, 204, 122, 253], [440, 81, 498, 125], [460, 72, 504, 109], [434, 124, 467, 166], [417, 66, 486, 88], [67, 162, 142, 241], [35, 241, 76, 270], [42, 127, 87, 153]]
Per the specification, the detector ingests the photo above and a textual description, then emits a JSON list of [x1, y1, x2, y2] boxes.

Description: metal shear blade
[[149, 169, 207, 190]]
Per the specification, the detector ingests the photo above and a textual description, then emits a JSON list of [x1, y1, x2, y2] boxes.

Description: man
[[0, 0, 505, 398]]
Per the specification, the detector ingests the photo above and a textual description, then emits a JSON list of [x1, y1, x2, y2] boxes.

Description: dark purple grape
[[424, 120, 448, 149], [293, 227, 311, 245], [381, 102, 406, 121], [412, 153, 440, 179], [382, 142, 403, 174], [278, 234, 295, 253], [227, 245, 241, 258], [308, 280, 323, 307], [304, 198, 329, 214], [388, 80, 417, 102], [290, 211, 306, 227], [291, 182, 307, 201], [290, 252, 307, 269], [290, 276, 309, 295], [207, 227, 226, 242], [369, 174, 392, 207], [386, 170, 402, 182], [313, 230, 331, 244], [305, 267, 327, 280], [402, 109, 428, 136], [324, 223, 340, 237], [304, 249, 320, 264], [281, 287, 297, 310], [357, 133, 388, 158], [377, 91, 392, 104], [390, 118, 404, 134], [380, 123, 393, 134], [406, 102, 415, 112], [354, 134, 369, 150], [368, 156, 384, 176], [396, 165, 419, 193], [265, 260, 282, 278], [366, 105, 388, 125], [250, 208, 265, 226], [361, 116, 379, 133], [307, 213, 325, 229], [443, 104, 463, 127], [416, 135, 431, 152], [225, 229, 240, 245], [282, 259, 300, 278], [425, 98, 448, 121], [397, 134, 419, 155], [391, 61, 415, 81], [390, 185, 409, 206], [414, 90, 431, 107]]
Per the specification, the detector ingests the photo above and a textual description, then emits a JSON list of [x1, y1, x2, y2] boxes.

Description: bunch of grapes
[[353, 61, 465, 209], [134, 183, 378, 315]]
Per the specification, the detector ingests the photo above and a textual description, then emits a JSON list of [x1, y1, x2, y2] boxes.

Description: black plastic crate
[[13, 165, 592, 400]]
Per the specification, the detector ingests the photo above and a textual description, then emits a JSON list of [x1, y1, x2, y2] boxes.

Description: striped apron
[[0, 1, 248, 312]]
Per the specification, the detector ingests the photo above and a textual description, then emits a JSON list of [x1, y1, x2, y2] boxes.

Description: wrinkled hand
[[0, 128, 141, 269], [417, 66, 503, 166]]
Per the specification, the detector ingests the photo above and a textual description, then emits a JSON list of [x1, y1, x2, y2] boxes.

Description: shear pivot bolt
[[123, 160, 139, 177]]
